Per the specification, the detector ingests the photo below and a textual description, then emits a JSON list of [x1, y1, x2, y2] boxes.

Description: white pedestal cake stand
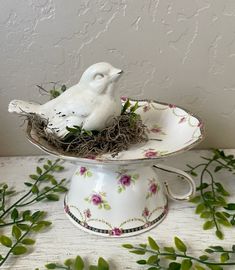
[[26, 99, 204, 238]]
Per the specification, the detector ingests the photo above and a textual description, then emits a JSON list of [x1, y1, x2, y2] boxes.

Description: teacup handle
[[153, 164, 196, 201]]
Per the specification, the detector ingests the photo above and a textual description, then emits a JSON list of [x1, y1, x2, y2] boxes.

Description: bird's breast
[[83, 95, 122, 131]]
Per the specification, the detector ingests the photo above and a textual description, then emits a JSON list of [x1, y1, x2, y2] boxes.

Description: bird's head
[[79, 62, 123, 94]]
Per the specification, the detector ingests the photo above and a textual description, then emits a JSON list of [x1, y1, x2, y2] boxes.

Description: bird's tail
[[8, 100, 40, 115]]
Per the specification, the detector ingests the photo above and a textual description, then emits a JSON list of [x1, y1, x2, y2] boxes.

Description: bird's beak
[[111, 69, 123, 82], [117, 69, 123, 75]]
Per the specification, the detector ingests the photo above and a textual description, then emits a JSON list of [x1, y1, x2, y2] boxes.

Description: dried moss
[[27, 113, 148, 158]]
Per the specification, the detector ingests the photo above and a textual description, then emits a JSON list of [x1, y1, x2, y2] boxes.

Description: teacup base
[[64, 196, 168, 237]]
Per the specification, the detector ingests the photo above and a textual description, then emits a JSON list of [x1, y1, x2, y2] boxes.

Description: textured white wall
[[1, 0, 235, 156]]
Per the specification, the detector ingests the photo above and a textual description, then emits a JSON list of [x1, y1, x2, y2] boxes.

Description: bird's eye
[[94, 73, 104, 80]]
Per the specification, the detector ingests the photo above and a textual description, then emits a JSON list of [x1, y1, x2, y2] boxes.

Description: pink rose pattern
[[144, 149, 158, 158], [85, 192, 111, 210], [111, 227, 122, 236], [147, 124, 166, 136], [77, 166, 92, 177], [83, 208, 91, 219], [142, 207, 150, 218], [117, 170, 139, 193], [146, 178, 160, 199]]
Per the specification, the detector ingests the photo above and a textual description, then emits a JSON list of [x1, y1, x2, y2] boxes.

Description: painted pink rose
[[143, 105, 150, 112], [80, 166, 87, 175], [179, 117, 186, 124], [150, 183, 158, 194], [64, 205, 69, 213], [119, 174, 131, 186], [91, 194, 103, 205], [142, 207, 149, 217], [150, 127, 162, 133], [121, 96, 128, 101], [145, 150, 158, 158], [84, 209, 91, 218], [112, 227, 122, 236], [198, 122, 203, 128]]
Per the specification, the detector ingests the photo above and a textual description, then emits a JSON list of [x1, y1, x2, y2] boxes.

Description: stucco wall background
[[1, 0, 235, 156]]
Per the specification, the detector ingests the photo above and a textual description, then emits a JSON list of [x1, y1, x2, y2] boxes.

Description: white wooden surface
[[0, 150, 235, 270]]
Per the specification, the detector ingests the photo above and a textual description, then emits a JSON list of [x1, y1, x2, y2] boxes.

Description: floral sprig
[[186, 149, 235, 239], [37, 83, 67, 100], [84, 192, 111, 210], [0, 210, 51, 267], [37, 255, 109, 270], [121, 98, 141, 125], [0, 159, 68, 267], [123, 236, 235, 269]]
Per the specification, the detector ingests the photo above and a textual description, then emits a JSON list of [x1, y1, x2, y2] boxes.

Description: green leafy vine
[[187, 149, 235, 239]]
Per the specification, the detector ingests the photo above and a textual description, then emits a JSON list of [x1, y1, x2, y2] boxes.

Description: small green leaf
[[224, 203, 235, 210], [196, 183, 209, 191], [0, 235, 12, 247], [196, 203, 206, 214], [64, 258, 74, 266], [174, 237, 187, 253], [122, 244, 133, 249], [164, 247, 175, 253], [121, 99, 131, 114], [21, 238, 35, 245], [232, 245, 235, 252], [24, 182, 33, 187], [136, 260, 146, 265], [17, 224, 30, 231], [181, 259, 192, 270], [130, 250, 146, 255], [12, 225, 21, 240], [215, 166, 222, 172], [36, 166, 42, 174], [61, 85, 67, 92], [205, 249, 214, 254], [45, 263, 57, 269], [148, 237, 159, 250], [29, 174, 38, 180], [199, 255, 208, 261], [209, 246, 224, 252], [168, 262, 181, 270], [216, 230, 224, 240], [12, 245, 27, 255], [43, 164, 50, 170], [130, 101, 139, 113], [46, 194, 59, 201], [200, 211, 212, 219], [203, 221, 214, 230], [217, 218, 232, 227], [22, 210, 31, 220], [31, 185, 39, 194], [147, 255, 158, 264], [74, 255, 84, 270], [189, 196, 201, 203], [97, 257, 109, 270], [32, 224, 46, 232], [220, 252, 229, 263], [11, 208, 19, 220], [103, 204, 111, 210]]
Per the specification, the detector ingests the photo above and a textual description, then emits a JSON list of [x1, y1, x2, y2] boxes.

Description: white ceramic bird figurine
[[8, 62, 123, 137]]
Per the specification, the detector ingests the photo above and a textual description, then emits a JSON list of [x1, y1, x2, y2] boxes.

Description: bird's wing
[[41, 85, 95, 118]]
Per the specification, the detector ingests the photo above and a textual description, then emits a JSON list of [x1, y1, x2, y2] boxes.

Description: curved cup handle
[[153, 164, 196, 201]]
